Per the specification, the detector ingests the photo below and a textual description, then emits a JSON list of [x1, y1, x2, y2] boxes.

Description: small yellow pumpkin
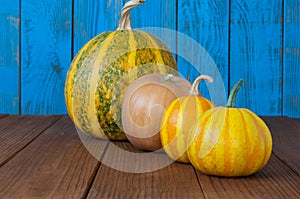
[[187, 80, 273, 177], [160, 75, 214, 163]]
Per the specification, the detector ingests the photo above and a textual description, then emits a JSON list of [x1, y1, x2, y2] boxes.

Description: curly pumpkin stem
[[189, 75, 213, 96], [117, 0, 145, 30], [226, 79, 243, 108]]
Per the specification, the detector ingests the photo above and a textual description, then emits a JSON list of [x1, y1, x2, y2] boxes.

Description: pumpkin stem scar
[[226, 79, 243, 108], [117, 0, 146, 30], [161, 74, 175, 82], [189, 75, 213, 96]]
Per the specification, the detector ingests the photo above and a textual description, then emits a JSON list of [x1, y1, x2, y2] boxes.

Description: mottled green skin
[[66, 30, 177, 140], [65, 32, 111, 138]]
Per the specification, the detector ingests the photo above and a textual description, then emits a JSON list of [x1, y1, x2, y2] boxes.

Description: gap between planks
[[87, 141, 204, 198], [0, 115, 61, 167], [0, 115, 9, 120], [262, 116, 300, 175], [0, 115, 299, 198], [0, 115, 109, 198]]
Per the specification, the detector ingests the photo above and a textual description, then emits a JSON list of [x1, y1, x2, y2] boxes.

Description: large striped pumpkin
[[187, 80, 273, 177], [65, 0, 177, 140], [160, 75, 214, 163]]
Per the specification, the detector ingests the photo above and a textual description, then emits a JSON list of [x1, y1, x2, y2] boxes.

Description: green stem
[[226, 79, 243, 108]]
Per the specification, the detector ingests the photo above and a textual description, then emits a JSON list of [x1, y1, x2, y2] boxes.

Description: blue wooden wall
[[0, 0, 299, 118]]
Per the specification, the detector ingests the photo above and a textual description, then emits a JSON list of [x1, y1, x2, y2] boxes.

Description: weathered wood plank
[[0, 116, 108, 198], [87, 142, 204, 198], [73, 0, 124, 55], [177, 0, 229, 105], [283, 0, 300, 118], [21, 0, 72, 114], [262, 116, 300, 175], [230, 0, 282, 115], [0, 114, 9, 120], [0, 1, 20, 114], [195, 155, 300, 199], [0, 115, 60, 166], [0, 116, 299, 198]]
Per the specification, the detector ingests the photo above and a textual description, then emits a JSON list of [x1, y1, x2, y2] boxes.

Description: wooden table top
[[0, 115, 299, 198]]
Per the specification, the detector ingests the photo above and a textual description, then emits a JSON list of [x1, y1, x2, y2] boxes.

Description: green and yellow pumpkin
[[65, 0, 178, 140]]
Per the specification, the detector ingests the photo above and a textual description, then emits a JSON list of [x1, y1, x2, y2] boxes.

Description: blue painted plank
[[284, 0, 300, 118], [73, 0, 177, 55], [130, 0, 176, 29], [0, 2, 20, 114], [178, 0, 229, 106], [73, 0, 125, 55], [230, 0, 282, 115], [130, 0, 177, 77], [21, 0, 72, 114], [0, 0, 297, 117]]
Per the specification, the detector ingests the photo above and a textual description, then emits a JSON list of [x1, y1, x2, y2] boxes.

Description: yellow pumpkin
[[187, 80, 273, 177], [160, 75, 214, 163]]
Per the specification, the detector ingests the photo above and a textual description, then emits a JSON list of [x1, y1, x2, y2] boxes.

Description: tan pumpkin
[[121, 73, 192, 151]]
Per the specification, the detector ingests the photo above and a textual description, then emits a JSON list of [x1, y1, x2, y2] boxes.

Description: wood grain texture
[[262, 116, 300, 175], [0, 115, 59, 166], [0, 114, 9, 119], [284, 0, 300, 117], [0, 116, 107, 198], [0, 1, 20, 114], [195, 155, 300, 199], [0, 116, 299, 198], [87, 142, 204, 198], [21, 0, 72, 114], [230, 0, 283, 115], [177, 0, 229, 104], [73, 0, 124, 55]]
